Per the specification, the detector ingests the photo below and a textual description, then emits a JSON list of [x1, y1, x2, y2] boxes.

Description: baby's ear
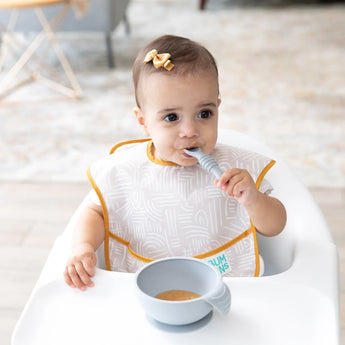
[[133, 107, 149, 136]]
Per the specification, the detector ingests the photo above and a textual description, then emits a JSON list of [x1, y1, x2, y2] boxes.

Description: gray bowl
[[135, 257, 231, 325]]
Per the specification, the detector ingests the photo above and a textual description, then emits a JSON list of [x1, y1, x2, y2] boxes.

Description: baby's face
[[135, 72, 220, 166]]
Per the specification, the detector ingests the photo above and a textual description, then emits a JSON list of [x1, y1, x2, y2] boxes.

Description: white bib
[[88, 139, 275, 277]]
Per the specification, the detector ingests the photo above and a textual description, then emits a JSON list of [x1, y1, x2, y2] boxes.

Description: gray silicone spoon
[[184, 148, 223, 179]]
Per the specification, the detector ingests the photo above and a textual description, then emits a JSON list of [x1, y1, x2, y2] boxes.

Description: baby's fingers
[[215, 174, 230, 190], [228, 173, 247, 196], [63, 267, 76, 288], [64, 262, 93, 291], [75, 261, 95, 289], [65, 264, 86, 290], [216, 169, 241, 190], [83, 255, 97, 278]]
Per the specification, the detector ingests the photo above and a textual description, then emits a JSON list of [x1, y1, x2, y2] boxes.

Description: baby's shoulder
[[89, 140, 148, 178]]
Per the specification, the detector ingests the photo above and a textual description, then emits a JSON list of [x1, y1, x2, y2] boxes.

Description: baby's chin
[[175, 155, 198, 167], [178, 160, 197, 167], [157, 153, 195, 167]]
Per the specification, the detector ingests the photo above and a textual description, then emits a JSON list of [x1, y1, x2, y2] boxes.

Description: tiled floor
[[0, 182, 344, 344]]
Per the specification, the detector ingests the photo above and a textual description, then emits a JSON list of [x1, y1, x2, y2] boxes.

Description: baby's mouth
[[183, 147, 199, 158]]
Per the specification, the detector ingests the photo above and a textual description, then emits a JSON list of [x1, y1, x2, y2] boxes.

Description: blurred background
[[0, 0, 344, 343]]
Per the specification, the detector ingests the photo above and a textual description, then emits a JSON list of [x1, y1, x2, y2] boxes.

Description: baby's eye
[[198, 110, 212, 119], [164, 113, 179, 122]]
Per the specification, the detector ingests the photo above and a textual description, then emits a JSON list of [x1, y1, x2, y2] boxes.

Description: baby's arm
[[216, 168, 286, 236], [63, 202, 105, 291]]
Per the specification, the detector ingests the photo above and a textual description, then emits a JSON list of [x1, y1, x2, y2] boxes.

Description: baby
[[64, 35, 286, 290]]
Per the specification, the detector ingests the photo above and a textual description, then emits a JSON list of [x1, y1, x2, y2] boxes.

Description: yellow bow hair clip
[[143, 49, 174, 71]]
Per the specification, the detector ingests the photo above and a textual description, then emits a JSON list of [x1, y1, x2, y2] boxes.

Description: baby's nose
[[179, 119, 199, 138]]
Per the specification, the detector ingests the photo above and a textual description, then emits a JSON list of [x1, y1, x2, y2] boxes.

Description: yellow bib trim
[[110, 138, 179, 166], [256, 159, 276, 189], [146, 141, 179, 166], [193, 225, 256, 258], [253, 159, 275, 276], [109, 138, 151, 155], [87, 166, 112, 270]]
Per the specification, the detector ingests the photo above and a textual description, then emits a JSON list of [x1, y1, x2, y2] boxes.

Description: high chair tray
[[12, 267, 337, 345]]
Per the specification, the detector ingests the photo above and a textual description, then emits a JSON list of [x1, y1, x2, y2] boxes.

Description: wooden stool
[[0, 0, 82, 99]]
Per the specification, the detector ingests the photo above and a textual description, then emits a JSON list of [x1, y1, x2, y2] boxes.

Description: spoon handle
[[184, 148, 223, 179]]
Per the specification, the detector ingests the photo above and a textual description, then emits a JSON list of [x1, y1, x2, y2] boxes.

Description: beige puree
[[155, 290, 201, 301]]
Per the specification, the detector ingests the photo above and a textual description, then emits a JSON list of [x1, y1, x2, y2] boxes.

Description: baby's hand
[[215, 168, 259, 207], [64, 243, 97, 291]]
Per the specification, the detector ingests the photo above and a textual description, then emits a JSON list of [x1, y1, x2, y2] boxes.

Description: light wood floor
[[0, 182, 344, 344]]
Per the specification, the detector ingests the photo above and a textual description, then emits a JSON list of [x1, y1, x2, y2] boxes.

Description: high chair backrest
[[217, 129, 333, 276]]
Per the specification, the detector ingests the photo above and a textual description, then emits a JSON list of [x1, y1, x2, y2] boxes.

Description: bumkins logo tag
[[205, 253, 231, 275]]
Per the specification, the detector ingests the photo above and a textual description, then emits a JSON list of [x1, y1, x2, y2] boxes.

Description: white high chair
[[11, 129, 339, 345]]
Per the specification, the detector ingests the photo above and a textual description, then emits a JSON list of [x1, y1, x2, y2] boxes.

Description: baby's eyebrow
[[157, 107, 181, 115], [157, 102, 217, 116], [199, 102, 217, 108]]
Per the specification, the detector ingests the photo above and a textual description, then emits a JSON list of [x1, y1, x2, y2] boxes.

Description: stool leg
[[0, 10, 19, 72], [105, 32, 115, 69], [0, 30, 47, 92], [35, 6, 82, 97], [0, 3, 82, 100], [0, 33, 7, 73]]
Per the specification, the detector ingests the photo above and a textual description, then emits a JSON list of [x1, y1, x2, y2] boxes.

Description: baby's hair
[[132, 35, 219, 107]]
